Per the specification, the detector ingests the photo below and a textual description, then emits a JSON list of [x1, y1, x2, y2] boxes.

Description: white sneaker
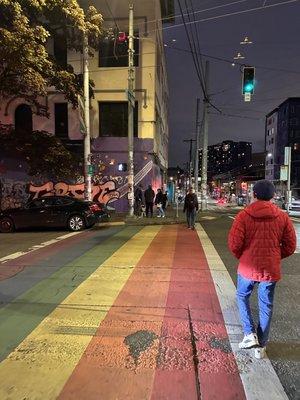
[[255, 347, 266, 359], [239, 333, 259, 349]]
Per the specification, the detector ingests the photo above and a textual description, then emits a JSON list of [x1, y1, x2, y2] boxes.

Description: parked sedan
[[288, 199, 300, 217], [0, 196, 109, 233]]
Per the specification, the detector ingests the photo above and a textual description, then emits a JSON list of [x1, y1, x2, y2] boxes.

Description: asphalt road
[[201, 214, 300, 400], [0, 215, 299, 399]]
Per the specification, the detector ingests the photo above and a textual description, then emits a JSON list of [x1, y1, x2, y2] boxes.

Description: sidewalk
[[0, 224, 288, 399]]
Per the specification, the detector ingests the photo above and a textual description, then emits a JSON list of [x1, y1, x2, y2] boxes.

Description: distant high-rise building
[[199, 140, 252, 177], [265, 97, 300, 195]]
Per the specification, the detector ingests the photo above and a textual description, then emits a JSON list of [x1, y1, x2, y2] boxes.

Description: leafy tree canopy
[[0, 0, 103, 109], [0, 124, 82, 180]]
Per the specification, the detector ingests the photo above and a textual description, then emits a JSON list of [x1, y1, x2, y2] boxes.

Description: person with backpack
[[228, 179, 296, 359], [144, 185, 155, 218], [183, 187, 198, 229]]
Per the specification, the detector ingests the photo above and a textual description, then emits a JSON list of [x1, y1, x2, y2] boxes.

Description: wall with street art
[[0, 138, 163, 212]]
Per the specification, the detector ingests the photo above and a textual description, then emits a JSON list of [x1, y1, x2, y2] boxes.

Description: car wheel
[[67, 215, 85, 231], [0, 217, 15, 233]]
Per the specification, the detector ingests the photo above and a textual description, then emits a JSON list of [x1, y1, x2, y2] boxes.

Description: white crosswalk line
[[196, 223, 289, 400]]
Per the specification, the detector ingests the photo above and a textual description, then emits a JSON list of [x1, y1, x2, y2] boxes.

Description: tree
[[0, 0, 103, 109], [0, 124, 82, 181]]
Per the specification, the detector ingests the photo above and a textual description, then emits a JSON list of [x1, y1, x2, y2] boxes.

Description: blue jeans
[[237, 274, 276, 347], [186, 209, 196, 228], [157, 206, 165, 217]]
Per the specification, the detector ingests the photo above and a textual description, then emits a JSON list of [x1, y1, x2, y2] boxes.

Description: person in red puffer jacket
[[228, 179, 296, 359]]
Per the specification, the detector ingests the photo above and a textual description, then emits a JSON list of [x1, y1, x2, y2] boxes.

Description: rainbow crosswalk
[[0, 224, 288, 400]]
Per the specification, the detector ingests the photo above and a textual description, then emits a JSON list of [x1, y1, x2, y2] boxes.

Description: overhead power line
[[124, 0, 249, 29], [148, 0, 300, 35], [166, 45, 300, 75], [177, 0, 207, 97]]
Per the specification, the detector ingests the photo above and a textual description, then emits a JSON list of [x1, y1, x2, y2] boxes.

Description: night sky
[[164, 0, 300, 167]]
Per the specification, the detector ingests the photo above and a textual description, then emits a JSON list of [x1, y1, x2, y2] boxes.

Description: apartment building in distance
[[0, 0, 174, 211], [265, 97, 300, 196], [198, 140, 252, 178]]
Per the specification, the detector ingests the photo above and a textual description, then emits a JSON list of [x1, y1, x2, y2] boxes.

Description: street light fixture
[[234, 52, 245, 60], [240, 36, 253, 45]]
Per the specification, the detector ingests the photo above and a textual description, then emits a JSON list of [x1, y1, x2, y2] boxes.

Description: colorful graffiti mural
[[28, 181, 120, 204], [0, 149, 159, 212], [0, 179, 28, 210]]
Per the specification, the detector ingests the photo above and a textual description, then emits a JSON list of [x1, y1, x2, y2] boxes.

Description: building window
[[99, 34, 139, 68], [15, 104, 33, 133], [290, 118, 299, 126], [54, 34, 67, 68], [294, 143, 300, 152], [55, 103, 68, 138], [99, 102, 138, 137]]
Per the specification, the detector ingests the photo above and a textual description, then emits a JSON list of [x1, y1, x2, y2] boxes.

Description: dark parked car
[[0, 196, 110, 233]]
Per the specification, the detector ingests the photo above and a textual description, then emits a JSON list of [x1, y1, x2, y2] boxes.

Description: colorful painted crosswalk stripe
[[0, 224, 288, 400]]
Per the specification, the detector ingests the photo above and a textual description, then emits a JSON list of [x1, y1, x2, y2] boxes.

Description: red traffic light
[[118, 32, 127, 43]]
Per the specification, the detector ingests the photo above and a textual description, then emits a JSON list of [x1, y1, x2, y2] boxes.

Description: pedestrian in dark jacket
[[144, 185, 155, 218], [228, 179, 296, 359], [155, 188, 165, 218], [134, 185, 143, 217], [162, 190, 168, 211], [183, 187, 198, 229]]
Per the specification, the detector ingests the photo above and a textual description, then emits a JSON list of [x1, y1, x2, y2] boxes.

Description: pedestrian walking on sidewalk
[[144, 185, 155, 218], [134, 185, 144, 217], [183, 187, 198, 229], [228, 180, 296, 359], [162, 190, 168, 213], [155, 188, 165, 218]]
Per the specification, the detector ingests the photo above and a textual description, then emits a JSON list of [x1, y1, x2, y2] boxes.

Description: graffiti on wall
[[0, 160, 155, 211], [28, 181, 120, 204], [0, 179, 28, 210]]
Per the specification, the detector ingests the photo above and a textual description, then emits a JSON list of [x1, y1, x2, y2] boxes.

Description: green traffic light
[[244, 83, 254, 92]]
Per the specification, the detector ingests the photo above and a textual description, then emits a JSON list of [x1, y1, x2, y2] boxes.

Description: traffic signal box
[[242, 66, 255, 95]]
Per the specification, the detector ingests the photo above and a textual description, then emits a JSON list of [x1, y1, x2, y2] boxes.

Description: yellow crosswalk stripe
[[0, 226, 161, 400]]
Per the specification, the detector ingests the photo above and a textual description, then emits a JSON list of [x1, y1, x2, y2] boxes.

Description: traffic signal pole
[[194, 98, 201, 198], [127, 4, 135, 217], [201, 61, 210, 211], [83, 32, 92, 201]]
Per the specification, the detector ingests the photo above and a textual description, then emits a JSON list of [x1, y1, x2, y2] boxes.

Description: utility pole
[[285, 146, 292, 212], [127, 4, 135, 217], [83, 32, 92, 201], [201, 61, 210, 211], [183, 138, 195, 188], [194, 98, 201, 198]]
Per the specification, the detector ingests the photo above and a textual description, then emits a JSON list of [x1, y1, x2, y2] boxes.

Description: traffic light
[[242, 66, 255, 95], [117, 32, 127, 43], [118, 163, 127, 172]]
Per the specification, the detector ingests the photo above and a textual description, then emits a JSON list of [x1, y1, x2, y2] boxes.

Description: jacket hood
[[244, 200, 281, 219]]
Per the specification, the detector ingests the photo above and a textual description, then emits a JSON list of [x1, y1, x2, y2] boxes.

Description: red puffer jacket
[[228, 200, 296, 282]]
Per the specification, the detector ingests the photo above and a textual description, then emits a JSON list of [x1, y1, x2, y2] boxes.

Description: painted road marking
[[58, 225, 178, 400], [151, 225, 245, 400], [0, 226, 138, 361], [196, 224, 289, 400], [0, 232, 82, 264], [0, 226, 160, 400], [291, 217, 300, 223]]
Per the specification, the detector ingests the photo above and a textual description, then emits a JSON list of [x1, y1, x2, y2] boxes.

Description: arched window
[[15, 104, 33, 133]]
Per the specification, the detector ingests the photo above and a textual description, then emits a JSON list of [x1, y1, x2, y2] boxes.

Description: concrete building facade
[[0, 0, 174, 211], [265, 97, 300, 196]]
